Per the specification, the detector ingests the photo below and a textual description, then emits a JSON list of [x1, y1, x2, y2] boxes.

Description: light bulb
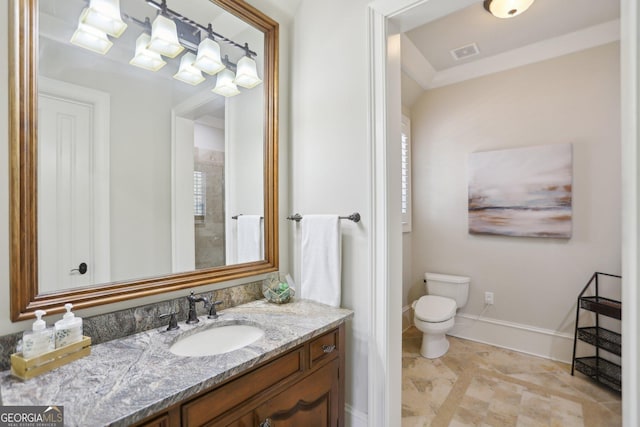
[[234, 56, 262, 89], [194, 38, 225, 75], [147, 15, 184, 58], [212, 69, 241, 97]]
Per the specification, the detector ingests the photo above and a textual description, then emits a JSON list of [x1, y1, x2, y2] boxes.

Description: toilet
[[412, 272, 470, 359]]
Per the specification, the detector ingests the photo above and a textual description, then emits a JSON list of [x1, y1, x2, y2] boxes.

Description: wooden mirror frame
[[9, 0, 279, 321]]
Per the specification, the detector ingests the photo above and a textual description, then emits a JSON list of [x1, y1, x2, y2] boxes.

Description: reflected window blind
[[194, 170, 206, 220]]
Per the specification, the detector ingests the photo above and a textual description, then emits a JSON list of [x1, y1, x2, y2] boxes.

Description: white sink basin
[[170, 324, 264, 357]]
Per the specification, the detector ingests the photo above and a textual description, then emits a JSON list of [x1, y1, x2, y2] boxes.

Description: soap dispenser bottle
[[54, 303, 83, 348], [22, 310, 55, 359]]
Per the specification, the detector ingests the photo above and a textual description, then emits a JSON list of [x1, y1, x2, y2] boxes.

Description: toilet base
[[420, 332, 450, 359]]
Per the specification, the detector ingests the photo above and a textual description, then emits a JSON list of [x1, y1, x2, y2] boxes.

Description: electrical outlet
[[484, 292, 494, 305]]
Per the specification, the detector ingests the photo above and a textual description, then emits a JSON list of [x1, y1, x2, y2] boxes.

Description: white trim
[[38, 77, 111, 285], [345, 404, 368, 427], [450, 313, 575, 363], [621, 1, 640, 425], [367, 6, 392, 427]]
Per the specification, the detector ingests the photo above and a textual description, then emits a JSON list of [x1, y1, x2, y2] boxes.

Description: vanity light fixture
[[79, 0, 127, 37], [129, 33, 166, 71], [70, 21, 113, 55], [483, 0, 535, 18], [212, 68, 241, 97], [174, 52, 206, 85], [147, 14, 184, 58], [69, 0, 261, 96], [234, 45, 262, 89], [194, 35, 225, 75]]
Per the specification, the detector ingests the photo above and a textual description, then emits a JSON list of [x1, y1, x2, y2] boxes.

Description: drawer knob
[[322, 344, 336, 353], [260, 418, 272, 427]]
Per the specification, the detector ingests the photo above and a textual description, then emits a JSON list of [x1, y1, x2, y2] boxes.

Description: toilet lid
[[414, 295, 457, 322]]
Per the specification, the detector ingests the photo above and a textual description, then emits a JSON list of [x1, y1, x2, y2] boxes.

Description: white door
[[37, 80, 110, 293]]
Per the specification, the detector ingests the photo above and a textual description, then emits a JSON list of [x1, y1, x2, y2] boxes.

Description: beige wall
[[409, 43, 621, 334]]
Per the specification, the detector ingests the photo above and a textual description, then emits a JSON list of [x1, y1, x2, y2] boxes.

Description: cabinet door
[[136, 413, 169, 427], [255, 359, 339, 427], [210, 411, 254, 427]]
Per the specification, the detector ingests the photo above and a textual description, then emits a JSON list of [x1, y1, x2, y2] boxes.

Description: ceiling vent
[[450, 43, 480, 61]]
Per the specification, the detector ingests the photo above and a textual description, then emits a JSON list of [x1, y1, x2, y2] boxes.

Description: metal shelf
[[574, 357, 621, 392], [579, 296, 621, 319], [576, 327, 621, 356], [571, 272, 622, 393]]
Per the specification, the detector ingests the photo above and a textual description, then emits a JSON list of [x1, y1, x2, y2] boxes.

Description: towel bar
[[232, 215, 264, 220], [286, 213, 361, 223]]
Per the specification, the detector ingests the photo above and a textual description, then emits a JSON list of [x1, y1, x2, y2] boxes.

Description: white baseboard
[[449, 313, 575, 364], [402, 305, 412, 332], [346, 404, 368, 427]]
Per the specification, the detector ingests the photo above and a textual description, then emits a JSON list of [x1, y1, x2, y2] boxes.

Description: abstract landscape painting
[[468, 144, 572, 238]]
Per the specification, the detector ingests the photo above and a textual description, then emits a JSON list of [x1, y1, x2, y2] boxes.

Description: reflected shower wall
[[194, 147, 226, 269]]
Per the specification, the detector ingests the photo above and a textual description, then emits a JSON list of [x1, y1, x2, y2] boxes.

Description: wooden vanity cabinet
[[134, 323, 345, 427], [253, 359, 340, 426]]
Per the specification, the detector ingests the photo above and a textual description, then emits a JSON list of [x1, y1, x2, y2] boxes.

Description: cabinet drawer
[[182, 347, 304, 426], [309, 328, 339, 369]]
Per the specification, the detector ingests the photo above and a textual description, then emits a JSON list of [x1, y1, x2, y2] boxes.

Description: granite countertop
[[0, 299, 353, 427]]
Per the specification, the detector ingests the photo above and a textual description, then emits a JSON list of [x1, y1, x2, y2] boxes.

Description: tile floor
[[402, 327, 621, 427]]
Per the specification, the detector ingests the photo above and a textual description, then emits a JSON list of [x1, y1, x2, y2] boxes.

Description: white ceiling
[[38, 0, 258, 124], [398, 0, 620, 95]]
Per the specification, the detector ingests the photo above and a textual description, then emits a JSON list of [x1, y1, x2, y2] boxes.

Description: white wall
[[409, 43, 621, 358], [291, 0, 371, 418], [194, 123, 225, 152], [38, 44, 176, 282], [0, 0, 292, 335], [226, 27, 265, 265]]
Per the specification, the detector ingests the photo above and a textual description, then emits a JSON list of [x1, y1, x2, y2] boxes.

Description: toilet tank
[[424, 272, 470, 308]]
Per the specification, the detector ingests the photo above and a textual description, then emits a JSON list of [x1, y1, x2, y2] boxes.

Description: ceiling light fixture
[[213, 68, 241, 97], [70, 21, 113, 54], [483, 0, 535, 19], [147, 14, 184, 58], [234, 44, 262, 89], [79, 0, 127, 37], [70, 0, 261, 97], [194, 35, 225, 75], [129, 33, 166, 71], [173, 52, 206, 85]]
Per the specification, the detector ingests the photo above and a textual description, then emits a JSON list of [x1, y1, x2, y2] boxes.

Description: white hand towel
[[301, 215, 341, 307], [237, 215, 263, 263]]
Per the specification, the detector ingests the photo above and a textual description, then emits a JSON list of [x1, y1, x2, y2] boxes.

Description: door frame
[[38, 77, 111, 287], [366, 1, 639, 426]]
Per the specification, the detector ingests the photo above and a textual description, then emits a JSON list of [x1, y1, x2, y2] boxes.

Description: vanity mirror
[[9, 0, 279, 321]]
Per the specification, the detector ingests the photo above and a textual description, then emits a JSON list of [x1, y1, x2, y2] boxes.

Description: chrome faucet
[[186, 291, 209, 324]]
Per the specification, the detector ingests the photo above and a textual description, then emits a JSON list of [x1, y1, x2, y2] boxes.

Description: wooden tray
[[11, 336, 91, 380]]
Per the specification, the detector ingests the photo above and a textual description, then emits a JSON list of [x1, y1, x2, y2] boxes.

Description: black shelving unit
[[571, 272, 622, 392]]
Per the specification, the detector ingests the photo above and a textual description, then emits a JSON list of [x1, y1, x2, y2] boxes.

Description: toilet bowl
[[412, 273, 470, 359]]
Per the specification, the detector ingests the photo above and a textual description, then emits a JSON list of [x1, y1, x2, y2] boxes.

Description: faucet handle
[[159, 311, 180, 331], [208, 300, 223, 319]]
